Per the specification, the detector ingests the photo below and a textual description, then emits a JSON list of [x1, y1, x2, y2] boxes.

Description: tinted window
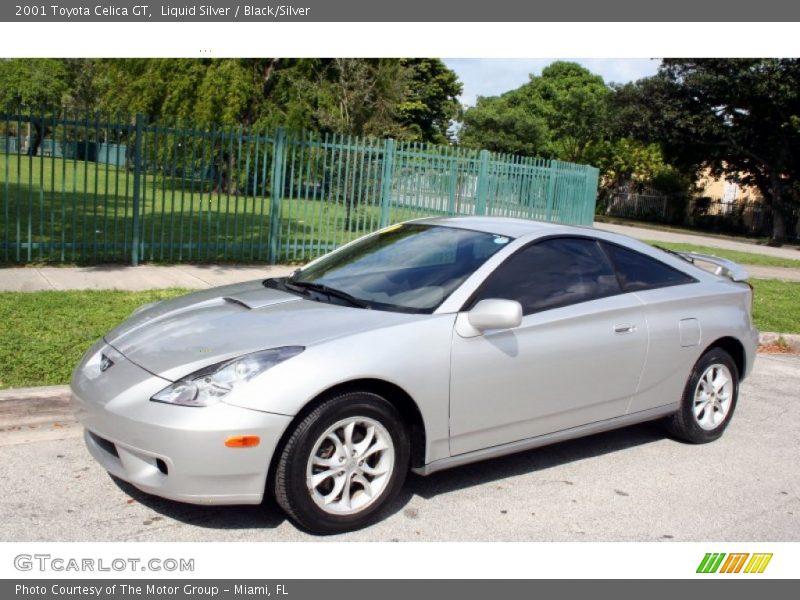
[[603, 243, 696, 292], [290, 224, 511, 312], [470, 238, 621, 315]]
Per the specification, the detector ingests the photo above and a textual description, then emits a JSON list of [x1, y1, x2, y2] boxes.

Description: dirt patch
[[758, 343, 797, 354]]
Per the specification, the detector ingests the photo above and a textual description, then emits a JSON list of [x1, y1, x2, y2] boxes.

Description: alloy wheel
[[305, 417, 395, 515], [692, 363, 734, 431]]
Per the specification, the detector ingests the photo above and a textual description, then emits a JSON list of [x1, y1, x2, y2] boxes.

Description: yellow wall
[[696, 169, 763, 203]]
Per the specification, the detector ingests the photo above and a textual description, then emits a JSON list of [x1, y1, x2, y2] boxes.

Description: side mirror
[[457, 298, 523, 337]]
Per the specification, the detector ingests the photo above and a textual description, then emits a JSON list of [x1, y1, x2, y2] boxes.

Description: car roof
[[415, 216, 569, 238], [414, 216, 721, 283]]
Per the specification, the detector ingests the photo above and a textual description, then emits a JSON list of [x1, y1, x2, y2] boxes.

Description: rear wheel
[[666, 348, 739, 443], [273, 391, 409, 534]]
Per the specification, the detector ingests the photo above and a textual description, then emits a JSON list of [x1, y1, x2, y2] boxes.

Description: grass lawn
[[1, 279, 798, 390], [0, 288, 187, 389], [644, 240, 800, 269], [750, 279, 800, 335], [0, 154, 436, 265]]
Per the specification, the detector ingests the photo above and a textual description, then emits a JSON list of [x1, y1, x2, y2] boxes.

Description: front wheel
[[273, 391, 410, 534], [666, 347, 739, 444]]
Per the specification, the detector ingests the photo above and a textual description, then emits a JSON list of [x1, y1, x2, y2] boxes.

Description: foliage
[[586, 137, 669, 191], [0, 59, 72, 155], [311, 59, 409, 138], [459, 92, 549, 156], [0, 59, 70, 111], [460, 61, 610, 162], [0, 288, 187, 389], [611, 59, 800, 242], [0, 58, 463, 145], [397, 58, 463, 144]]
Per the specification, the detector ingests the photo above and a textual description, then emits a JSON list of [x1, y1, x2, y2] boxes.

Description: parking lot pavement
[[1, 354, 798, 542]]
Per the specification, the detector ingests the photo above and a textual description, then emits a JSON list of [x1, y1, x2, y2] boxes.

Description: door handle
[[614, 323, 636, 334]]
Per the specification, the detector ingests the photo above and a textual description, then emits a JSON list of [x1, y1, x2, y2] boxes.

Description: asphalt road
[[1, 354, 798, 542]]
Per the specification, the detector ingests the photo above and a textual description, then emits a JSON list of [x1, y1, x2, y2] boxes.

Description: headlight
[[151, 346, 304, 407]]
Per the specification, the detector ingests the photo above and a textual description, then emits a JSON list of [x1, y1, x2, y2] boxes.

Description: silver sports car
[[71, 217, 758, 533]]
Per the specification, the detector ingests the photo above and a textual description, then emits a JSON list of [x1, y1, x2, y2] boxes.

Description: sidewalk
[[0, 264, 295, 292], [595, 221, 800, 260]]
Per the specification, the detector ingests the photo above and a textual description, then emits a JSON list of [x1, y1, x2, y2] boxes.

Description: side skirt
[[413, 403, 678, 476]]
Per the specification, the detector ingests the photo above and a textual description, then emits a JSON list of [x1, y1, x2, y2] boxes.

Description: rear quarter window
[[602, 242, 697, 292]]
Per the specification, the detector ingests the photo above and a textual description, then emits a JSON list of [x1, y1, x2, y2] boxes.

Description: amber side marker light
[[225, 435, 261, 448]]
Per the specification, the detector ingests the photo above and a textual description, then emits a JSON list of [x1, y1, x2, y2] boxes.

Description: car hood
[[105, 279, 424, 381]]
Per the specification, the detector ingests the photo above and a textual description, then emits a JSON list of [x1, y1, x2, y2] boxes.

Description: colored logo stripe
[[744, 553, 773, 574], [697, 553, 772, 574], [720, 553, 749, 573], [697, 553, 726, 573]]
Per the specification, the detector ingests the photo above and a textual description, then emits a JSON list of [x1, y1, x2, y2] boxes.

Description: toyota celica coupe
[[72, 217, 758, 533]]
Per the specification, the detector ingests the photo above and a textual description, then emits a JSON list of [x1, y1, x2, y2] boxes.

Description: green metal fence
[[0, 111, 599, 265]]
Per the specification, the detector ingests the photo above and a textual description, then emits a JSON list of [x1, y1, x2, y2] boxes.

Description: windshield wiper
[[284, 280, 370, 309]]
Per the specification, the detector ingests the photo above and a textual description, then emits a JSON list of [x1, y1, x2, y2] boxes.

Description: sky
[[443, 58, 661, 106]]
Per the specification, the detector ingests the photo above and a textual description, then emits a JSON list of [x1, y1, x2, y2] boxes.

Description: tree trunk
[[769, 172, 787, 244], [27, 121, 44, 157]]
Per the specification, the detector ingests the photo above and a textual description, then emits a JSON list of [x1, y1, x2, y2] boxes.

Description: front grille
[[88, 431, 119, 458]]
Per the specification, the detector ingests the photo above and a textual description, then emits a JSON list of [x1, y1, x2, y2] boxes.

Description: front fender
[[222, 314, 457, 464]]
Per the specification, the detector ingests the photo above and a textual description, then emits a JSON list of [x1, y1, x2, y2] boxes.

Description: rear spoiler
[[676, 252, 750, 282]]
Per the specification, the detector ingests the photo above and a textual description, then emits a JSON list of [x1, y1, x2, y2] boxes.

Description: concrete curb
[[0, 385, 72, 431], [0, 384, 69, 401], [759, 332, 800, 352]]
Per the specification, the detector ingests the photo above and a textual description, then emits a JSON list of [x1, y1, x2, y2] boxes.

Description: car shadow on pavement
[[110, 420, 668, 534], [399, 420, 668, 502], [110, 477, 289, 530]]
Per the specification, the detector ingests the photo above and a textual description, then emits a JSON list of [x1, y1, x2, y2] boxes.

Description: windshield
[[287, 223, 512, 313]]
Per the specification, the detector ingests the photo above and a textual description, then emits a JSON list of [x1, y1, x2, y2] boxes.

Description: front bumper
[[71, 340, 293, 505]]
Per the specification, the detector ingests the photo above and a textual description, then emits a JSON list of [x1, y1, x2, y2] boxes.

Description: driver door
[[448, 237, 648, 456]]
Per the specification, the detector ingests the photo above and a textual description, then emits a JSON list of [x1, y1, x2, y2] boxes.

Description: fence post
[[267, 128, 287, 264], [475, 149, 490, 216], [587, 167, 600, 224], [447, 159, 458, 215], [379, 138, 395, 227], [545, 159, 557, 221], [131, 113, 143, 266]]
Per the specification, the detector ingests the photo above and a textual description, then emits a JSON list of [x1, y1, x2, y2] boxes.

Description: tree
[[62, 59, 104, 112], [459, 94, 546, 155], [313, 58, 409, 138], [586, 137, 670, 193], [0, 58, 463, 144], [95, 58, 262, 125], [0, 59, 70, 155], [459, 61, 610, 162], [460, 91, 549, 156], [533, 62, 610, 162], [397, 58, 462, 144], [614, 59, 800, 242]]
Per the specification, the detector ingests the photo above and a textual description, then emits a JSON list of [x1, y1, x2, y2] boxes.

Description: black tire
[[666, 347, 739, 444], [273, 390, 410, 534]]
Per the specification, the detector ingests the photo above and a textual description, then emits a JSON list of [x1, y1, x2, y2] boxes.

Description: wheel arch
[[266, 378, 427, 496], [704, 336, 746, 379]]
